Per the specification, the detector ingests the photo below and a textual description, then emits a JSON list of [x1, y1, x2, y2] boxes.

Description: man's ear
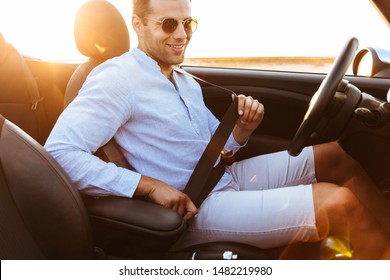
[[132, 14, 143, 34]]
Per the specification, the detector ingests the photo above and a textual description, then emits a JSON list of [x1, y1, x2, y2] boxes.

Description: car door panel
[[185, 66, 390, 159], [21, 60, 390, 160]]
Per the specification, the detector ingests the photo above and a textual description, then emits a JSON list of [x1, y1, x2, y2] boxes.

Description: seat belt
[[102, 67, 239, 208], [100, 139, 134, 170], [175, 67, 239, 207], [184, 98, 238, 207], [19, 53, 43, 110]]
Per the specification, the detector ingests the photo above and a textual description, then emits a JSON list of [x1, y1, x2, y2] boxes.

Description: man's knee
[[314, 142, 360, 184], [313, 184, 363, 238], [332, 187, 362, 216]]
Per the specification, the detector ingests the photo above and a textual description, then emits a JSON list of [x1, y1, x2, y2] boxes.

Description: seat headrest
[[0, 33, 7, 63], [74, 0, 130, 60]]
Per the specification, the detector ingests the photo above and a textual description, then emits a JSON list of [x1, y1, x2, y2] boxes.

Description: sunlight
[[0, 0, 133, 60], [189, 0, 390, 57], [320, 236, 354, 260], [0, 0, 389, 61], [0, 0, 81, 59]]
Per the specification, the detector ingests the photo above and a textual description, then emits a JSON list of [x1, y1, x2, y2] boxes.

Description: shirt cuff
[[116, 168, 142, 198], [223, 133, 248, 155]]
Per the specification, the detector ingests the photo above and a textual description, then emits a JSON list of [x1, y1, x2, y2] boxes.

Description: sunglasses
[[144, 17, 198, 34]]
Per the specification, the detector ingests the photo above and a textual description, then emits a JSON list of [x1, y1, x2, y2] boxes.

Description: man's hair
[[132, 0, 150, 19], [133, 0, 191, 18]]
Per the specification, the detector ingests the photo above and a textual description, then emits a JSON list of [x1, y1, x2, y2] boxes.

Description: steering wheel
[[288, 37, 359, 156]]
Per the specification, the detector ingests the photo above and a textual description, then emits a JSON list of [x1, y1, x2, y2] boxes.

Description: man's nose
[[172, 21, 188, 39]]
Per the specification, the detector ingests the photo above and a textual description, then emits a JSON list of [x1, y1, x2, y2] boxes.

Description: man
[[45, 0, 390, 259]]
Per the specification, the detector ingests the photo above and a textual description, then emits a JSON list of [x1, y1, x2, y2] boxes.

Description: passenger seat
[[64, 0, 130, 108], [0, 32, 50, 145]]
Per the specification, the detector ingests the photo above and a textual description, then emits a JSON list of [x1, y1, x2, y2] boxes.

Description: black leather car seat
[[0, 33, 50, 145], [64, 0, 130, 108], [0, 114, 95, 259]]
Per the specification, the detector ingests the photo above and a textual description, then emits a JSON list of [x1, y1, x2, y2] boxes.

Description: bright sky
[[0, 0, 389, 60]]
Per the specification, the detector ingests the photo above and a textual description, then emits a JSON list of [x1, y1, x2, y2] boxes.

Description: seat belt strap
[[175, 67, 239, 207], [102, 67, 239, 208], [101, 139, 134, 170], [183, 97, 238, 207], [19, 54, 43, 110]]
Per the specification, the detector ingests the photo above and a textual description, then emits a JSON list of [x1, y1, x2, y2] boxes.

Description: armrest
[[86, 142, 188, 253], [82, 195, 187, 238]]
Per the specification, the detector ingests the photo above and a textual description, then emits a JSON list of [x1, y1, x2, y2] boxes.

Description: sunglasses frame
[[144, 17, 198, 34]]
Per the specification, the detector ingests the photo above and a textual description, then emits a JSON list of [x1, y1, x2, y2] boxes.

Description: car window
[[186, 0, 390, 73], [1, 0, 389, 73]]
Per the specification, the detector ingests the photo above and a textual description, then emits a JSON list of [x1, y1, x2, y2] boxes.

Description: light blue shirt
[[44, 48, 242, 198]]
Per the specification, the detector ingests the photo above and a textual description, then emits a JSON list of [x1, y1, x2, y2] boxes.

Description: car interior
[[1, 0, 390, 260]]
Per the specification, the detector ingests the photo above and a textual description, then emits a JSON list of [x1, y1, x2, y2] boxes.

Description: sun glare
[[0, 0, 133, 60], [0, 0, 80, 59], [0, 0, 389, 61]]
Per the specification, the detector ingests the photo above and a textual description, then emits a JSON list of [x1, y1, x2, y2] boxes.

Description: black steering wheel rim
[[288, 37, 359, 156]]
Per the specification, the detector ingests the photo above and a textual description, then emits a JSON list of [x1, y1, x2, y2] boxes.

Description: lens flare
[[94, 44, 106, 55], [320, 236, 354, 260]]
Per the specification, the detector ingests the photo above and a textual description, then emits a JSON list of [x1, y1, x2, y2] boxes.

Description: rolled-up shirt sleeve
[[224, 133, 247, 155]]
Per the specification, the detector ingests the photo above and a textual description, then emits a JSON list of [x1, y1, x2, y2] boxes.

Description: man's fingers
[[160, 194, 198, 222], [247, 99, 260, 121], [183, 199, 198, 221], [237, 95, 246, 116], [237, 94, 263, 124], [251, 102, 264, 122], [183, 211, 196, 221]]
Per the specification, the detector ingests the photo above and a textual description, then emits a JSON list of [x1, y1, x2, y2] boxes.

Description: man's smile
[[167, 43, 186, 51]]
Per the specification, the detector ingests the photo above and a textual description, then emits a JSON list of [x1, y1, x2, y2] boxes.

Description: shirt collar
[[133, 48, 182, 76]]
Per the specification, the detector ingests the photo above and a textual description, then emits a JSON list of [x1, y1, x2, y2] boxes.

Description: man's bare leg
[[312, 141, 390, 259]]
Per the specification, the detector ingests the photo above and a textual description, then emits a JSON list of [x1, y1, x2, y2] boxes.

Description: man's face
[[134, 0, 193, 71]]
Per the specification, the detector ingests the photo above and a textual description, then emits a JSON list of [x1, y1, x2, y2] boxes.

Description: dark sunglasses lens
[[161, 18, 198, 33], [162, 18, 178, 33]]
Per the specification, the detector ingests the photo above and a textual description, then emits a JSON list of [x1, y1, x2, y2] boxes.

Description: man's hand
[[134, 175, 198, 221], [233, 94, 265, 145]]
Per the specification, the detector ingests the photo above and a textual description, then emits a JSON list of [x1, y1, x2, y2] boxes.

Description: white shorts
[[173, 146, 319, 250]]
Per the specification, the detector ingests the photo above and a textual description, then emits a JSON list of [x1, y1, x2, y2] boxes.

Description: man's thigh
[[176, 184, 319, 249], [226, 146, 317, 191]]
